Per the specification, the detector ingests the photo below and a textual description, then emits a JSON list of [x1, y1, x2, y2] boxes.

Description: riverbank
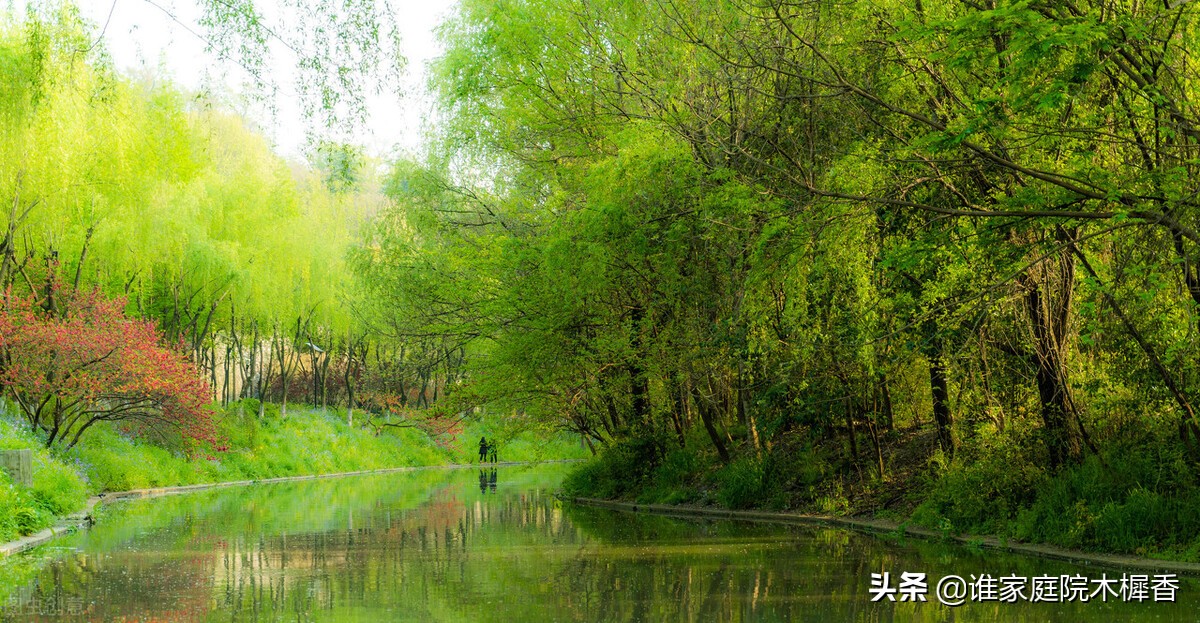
[[0, 460, 579, 557], [562, 424, 1200, 564], [0, 400, 588, 545], [565, 496, 1200, 576]]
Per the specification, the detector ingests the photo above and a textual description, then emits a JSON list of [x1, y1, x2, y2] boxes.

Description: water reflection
[[1, 466, 1194, 622], [478, 468, 498, 494]]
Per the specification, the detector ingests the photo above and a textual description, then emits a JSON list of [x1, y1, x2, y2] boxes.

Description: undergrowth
[[566, 418, 1200, 561]]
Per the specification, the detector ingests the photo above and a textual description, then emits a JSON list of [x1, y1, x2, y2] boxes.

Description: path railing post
[[0, 449, 32, 487]]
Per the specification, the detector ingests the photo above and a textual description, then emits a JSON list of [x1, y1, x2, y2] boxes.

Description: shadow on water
[[0, 464, 1194, 622], [478, 468, 498, 495]]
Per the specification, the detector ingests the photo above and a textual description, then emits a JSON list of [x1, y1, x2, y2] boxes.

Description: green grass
[[453, 418, 591, 464], [565, 420, 1200, 562], [909, 420, 1047, 536], [64, 402, 452, 491], [0, 417, 89, 541], [0, 400, 586, 543], [905, 419, 1200, 559]]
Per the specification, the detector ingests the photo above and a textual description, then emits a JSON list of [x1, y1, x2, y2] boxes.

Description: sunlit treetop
[[17, 0, 406, 141]]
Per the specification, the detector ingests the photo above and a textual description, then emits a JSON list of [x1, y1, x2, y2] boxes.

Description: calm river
[[0, 465, 1194, 621]]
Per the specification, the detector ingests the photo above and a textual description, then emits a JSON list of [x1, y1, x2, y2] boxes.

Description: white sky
[[68, 0, 456, 160]]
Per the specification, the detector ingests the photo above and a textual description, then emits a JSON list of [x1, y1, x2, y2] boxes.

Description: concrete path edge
[[565, 496, 1200, 576], [0, 460, 578, 557]]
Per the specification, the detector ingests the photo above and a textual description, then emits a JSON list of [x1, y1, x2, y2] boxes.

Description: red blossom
[[0, 284, 219, 452]]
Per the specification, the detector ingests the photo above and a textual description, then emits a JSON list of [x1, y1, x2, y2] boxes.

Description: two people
[[477, 436, 499, 463]]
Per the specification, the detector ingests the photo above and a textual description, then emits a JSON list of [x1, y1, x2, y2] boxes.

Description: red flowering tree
[[0, 283, 217, 451]]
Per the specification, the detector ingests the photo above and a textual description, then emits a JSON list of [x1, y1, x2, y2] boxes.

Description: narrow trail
[[0, 460, 579, 557]]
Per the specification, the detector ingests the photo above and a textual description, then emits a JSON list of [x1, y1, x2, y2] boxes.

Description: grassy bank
[[0, 400, 586, 544], [452, 419, 591, 465], [562, 420, 1200, 562]]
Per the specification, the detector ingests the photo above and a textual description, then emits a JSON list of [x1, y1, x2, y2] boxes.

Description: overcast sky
[[68, 0, 455, 160]]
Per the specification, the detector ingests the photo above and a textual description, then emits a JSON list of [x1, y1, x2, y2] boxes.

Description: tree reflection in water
[[1, 466, 1194, 622]]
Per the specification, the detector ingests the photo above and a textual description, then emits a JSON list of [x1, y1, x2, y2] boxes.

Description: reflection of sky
[[34, 0, 455, 159]]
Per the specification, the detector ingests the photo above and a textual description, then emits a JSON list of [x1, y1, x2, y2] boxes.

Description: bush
[[566, 435, 822, 510], [1012, 442, 1200, 555], [910, 422, 1046, 535], [714, 456, 768, 509], [562, 435, 667, 499], [638, 446, 704, 504]]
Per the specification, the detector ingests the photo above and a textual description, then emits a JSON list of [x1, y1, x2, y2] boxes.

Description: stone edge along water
[[565, 496, 1200, 577], [0, 460, 580, 557]]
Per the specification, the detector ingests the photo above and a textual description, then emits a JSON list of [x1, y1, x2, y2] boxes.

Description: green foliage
[[641, 447, 707, 505], [0, 8, 383, 384], [911, 422, 1047, 535], [565, 436, 823, 511], [562, 436, 667, 500], [714, 456, 772, 510], [1012, 443, 1200, 556], [11, 0, 1200, 565], [815, 482, 852, 517], [0, 415, 88, 541], [905, 424, 1200, 559]]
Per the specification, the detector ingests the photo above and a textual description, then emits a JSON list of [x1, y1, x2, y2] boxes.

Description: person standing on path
[[478, 436, 489, 463]]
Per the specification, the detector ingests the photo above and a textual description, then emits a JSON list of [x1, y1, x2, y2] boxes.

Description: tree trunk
[[928, 353, 955, 459], [273, 324, 292, 419], [223, 343, 231, 406], [879, 374, 894, 432], [1023, 244, 1082, 470], [844, 397, 859, 463], [867, 410, 885, 479], [669, 376, 687, 448], [737, 364, 761, 456], [600, 371, 623, 434], [1073, 242, 1200, 457], [628, 304, 649, 429], [345, 334, 361, 427], [692, 376, 730, 463]]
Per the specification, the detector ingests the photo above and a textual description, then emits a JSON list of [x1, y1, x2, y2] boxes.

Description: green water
[[0, 465, 1195, 621]]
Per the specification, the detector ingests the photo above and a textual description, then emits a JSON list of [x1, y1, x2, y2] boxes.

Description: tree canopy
[[354, 0, 1200, 485]]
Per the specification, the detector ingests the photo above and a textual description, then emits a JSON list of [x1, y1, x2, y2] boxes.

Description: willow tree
[[1, 7, 383, 422], [354, 0, 1200, 482]]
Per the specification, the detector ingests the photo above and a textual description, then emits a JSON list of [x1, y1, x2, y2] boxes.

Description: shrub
[[562, 435, 667, 499], [910, 421, 1046, 535], [639, 446, 703, 504], [0, 284, 216, 452], [715, 456, 768, 510], [1012, 441, 1200, 555]]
